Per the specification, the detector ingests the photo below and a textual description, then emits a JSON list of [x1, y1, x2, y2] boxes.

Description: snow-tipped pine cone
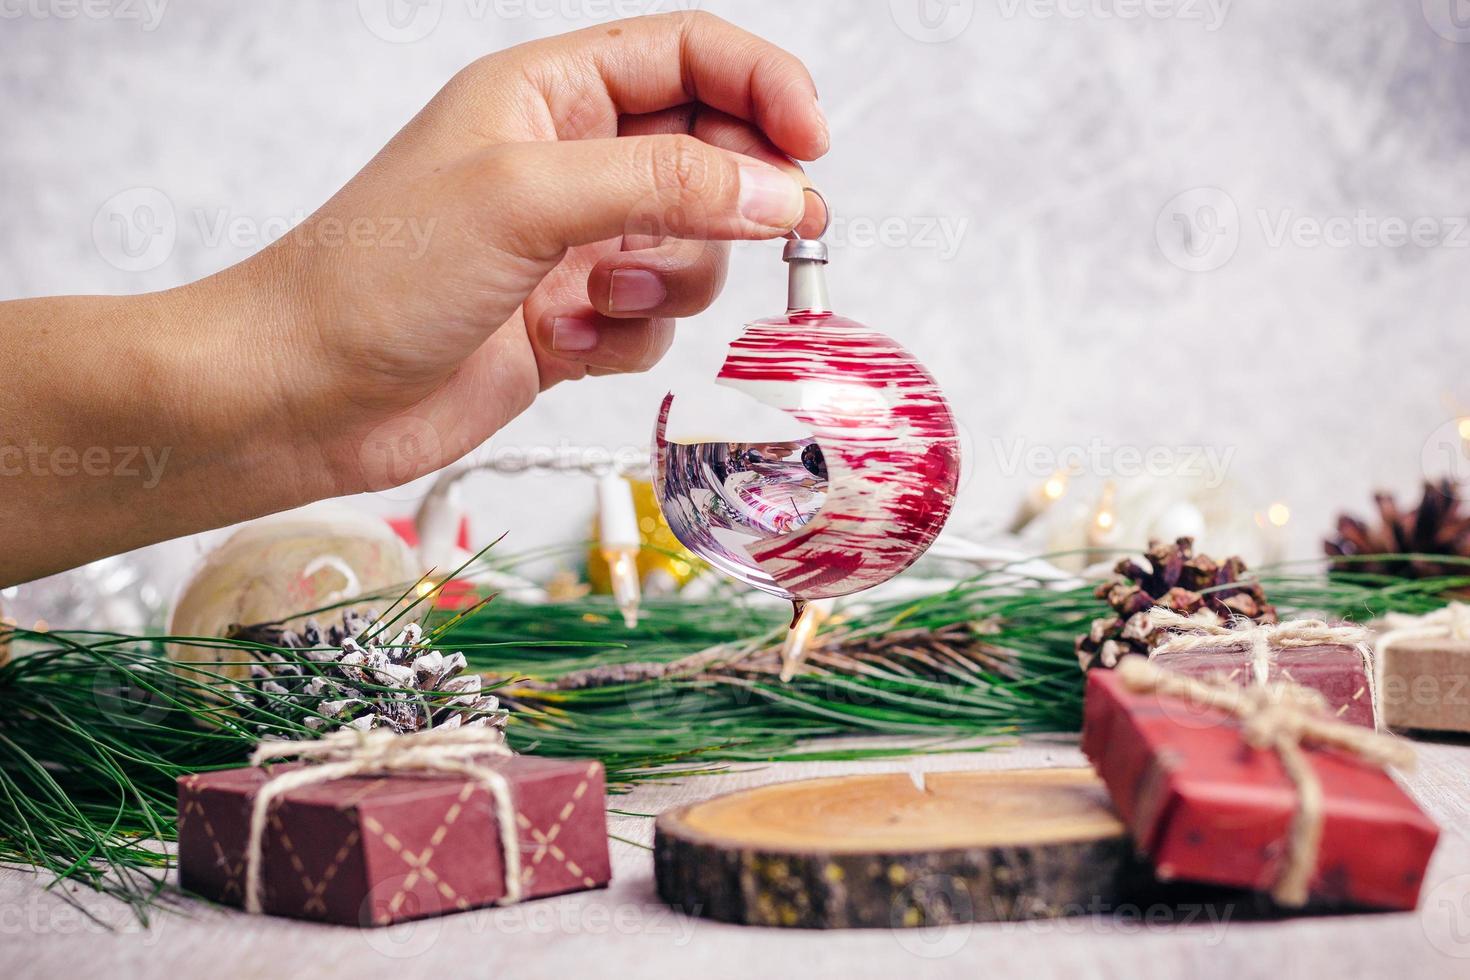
[[227, 611, 506, 737], [1075, 537, 1277, 671]]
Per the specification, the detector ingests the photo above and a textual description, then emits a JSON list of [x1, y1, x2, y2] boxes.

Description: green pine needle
[[1, 550, 1466, 921]]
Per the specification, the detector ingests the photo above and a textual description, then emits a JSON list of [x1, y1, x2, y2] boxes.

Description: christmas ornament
[[227, 612, 505, 736], [653, 194, 960, 622], [655, 768, 1142, 928], [1041, 474, 1278, 572], [1325, 478, 1470, 581], [167, 505, 421, 681], [1076, 537, 1276, 671]]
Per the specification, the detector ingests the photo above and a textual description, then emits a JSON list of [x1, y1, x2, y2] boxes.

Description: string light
[[1266, 502, 1291, 527], [1087, 481, 1118, 547], [1007, 468, 1071, 534], [779, 599, 832, 681], [597, 473, 642, 629]]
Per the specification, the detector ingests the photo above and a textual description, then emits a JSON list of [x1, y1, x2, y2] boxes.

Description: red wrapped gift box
[[178, 754, 609, 926], [1145, 613, 1378, 728], [1151, 642, 1376, 728], [1082, 669, 1436, 910]]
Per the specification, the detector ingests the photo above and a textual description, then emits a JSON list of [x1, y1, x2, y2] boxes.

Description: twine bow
[[1115, 656, 1414, 906], [244, 726, 521, 915]]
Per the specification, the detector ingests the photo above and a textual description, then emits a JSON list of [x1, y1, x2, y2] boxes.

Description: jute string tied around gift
[[1147, 607, 1380, 729], [243, 726, 521, 915], [1374, 602, 1470, 654], [1115, 655, 1415, 907]]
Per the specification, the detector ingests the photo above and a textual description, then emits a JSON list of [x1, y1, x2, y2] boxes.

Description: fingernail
[[608, 269, 668, 313], [738, 163, 803, 229], [551, 316, 598, 352]]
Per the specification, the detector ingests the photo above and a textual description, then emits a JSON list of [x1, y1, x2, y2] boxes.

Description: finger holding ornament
[[484, 10, 829, 161], [538, 311, 676, 375]]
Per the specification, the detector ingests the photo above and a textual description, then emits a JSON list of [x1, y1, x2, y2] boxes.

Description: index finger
[[506, 10, 829, 161]]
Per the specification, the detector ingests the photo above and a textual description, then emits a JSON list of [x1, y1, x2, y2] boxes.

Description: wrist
[[152, 252, 339, 519]]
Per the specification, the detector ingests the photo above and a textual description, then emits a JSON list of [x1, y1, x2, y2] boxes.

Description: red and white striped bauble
[[653, 309, 960, 601]]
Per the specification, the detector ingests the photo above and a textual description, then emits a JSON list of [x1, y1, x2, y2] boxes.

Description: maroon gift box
[[178, 755, 610, 926], [1082, 670, 1436, 910], [1151, 641, 1377, 728]]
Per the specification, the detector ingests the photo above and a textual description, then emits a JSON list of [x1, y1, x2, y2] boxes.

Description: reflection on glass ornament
[[653, 194, 960, 617]]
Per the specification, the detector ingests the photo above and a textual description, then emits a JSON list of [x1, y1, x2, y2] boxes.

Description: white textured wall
[[5, 0, 1470, 587]]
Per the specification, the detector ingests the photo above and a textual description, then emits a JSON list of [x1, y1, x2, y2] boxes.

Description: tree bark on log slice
[[655, 767, 1148, 929]]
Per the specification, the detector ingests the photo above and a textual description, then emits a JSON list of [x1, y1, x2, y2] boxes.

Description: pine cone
[[227, 612, 506, 737], [1075, 537, 1277, 671], [1324, 479, 1470, 580]]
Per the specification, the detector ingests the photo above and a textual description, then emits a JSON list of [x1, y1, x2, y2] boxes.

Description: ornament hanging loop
[[783, 187, 831, 315]]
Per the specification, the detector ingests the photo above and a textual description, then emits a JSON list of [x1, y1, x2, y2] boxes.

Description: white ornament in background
[[166, 503, 422, 680], [1041, 475, 1275, 573]]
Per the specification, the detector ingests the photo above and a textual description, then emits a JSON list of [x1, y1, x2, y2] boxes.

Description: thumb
[[474, 134, 807, 260]]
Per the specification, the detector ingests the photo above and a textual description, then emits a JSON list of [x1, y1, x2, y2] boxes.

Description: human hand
[[0, 12, 829, 585], [228, 10, 830, 496]]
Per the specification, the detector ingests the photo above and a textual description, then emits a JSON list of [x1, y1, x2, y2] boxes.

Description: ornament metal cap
[[783, 187, 831, 315]]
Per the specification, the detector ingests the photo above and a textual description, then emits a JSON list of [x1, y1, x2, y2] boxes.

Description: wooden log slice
[[655, 767, 1146, 929]]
